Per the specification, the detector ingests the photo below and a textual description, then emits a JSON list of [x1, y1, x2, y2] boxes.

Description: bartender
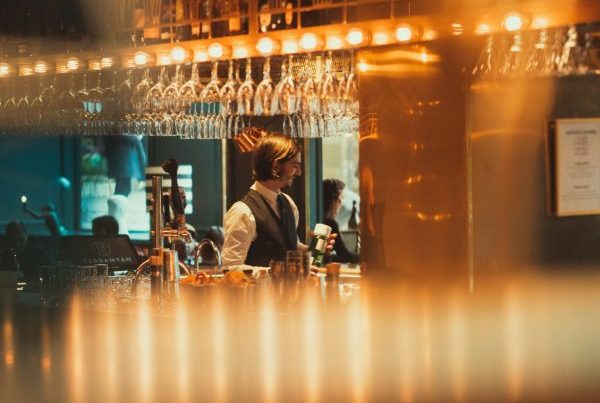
[[222, 132, 333, 271]]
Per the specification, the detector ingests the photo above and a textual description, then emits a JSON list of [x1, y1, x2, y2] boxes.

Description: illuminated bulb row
[[0, 14, 552, 77]]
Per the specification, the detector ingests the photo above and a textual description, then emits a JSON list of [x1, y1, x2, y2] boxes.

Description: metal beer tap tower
[[132, 159, 192, 298]]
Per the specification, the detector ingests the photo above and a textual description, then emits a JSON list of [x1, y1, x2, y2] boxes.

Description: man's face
[[276, 153, 302, 188]]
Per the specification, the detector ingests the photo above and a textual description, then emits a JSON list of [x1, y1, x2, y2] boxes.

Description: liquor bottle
[[348, 200, 358, 230]]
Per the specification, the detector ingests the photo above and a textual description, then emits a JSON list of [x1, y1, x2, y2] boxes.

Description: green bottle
[[309, 223, 332, 267]]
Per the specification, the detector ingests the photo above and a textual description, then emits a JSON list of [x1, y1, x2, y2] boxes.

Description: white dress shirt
[[222, 181, 302, 272]]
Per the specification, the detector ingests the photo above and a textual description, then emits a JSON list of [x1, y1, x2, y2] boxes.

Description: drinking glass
[[254, 57, 273, 116], [237, 58, 255, 116]]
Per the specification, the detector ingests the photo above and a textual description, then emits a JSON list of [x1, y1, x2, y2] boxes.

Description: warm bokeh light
[[232, 45, 249, 59], [357, 60, 369, 72], [256, 37, 278, 55], [134, 51, 149, 66], [100, 57, 113, 69], [346, 28, 366, 46], [157, 53, 172, 66], [0, 62, 11, 76], [475, 23, 491, 35], [88, 60, 102, 71], [395, 25, 413, 42], [208, 42, 225, 59], [170, 45, 187, 63], [326, 34, 344, 50], [34, 60, 49, 74], [194, 49, 209, 62], [503, 13, 524, 31], [299, 32, 320, 51], [281, 38, 299, 54], [531, 16, 549, 29], [451, 23, 464, 36], [372, 31, 391, 45], [66, 57, 80, 71]]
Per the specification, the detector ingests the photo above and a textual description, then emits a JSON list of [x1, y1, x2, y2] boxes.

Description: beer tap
[[132, 159, 192, 298]]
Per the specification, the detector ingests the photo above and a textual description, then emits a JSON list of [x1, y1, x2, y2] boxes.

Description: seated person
[[0, 220, 52, 284], [92, 215, 119, 237], [323, 179, 359, 264]]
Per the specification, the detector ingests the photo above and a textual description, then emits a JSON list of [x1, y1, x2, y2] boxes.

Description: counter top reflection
[[2, 272, 600, 402]]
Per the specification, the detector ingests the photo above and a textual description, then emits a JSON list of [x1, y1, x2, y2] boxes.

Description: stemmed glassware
[[0, 50, 365, 139], [220, 60, 240, 138], [273, 56, 297, 136], [199, 62, 222, 138], [472, 24, 596, 81], [254, 57, 274, 116]]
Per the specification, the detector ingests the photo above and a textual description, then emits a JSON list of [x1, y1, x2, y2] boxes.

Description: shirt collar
[[252, 181, 281, 205]]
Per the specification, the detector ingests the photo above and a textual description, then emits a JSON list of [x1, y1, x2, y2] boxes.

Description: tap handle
[[162, 158, 185, 218], [162, 193, 172, 225]]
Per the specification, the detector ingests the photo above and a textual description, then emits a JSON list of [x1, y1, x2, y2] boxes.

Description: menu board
[[555, 118, 600, 216]]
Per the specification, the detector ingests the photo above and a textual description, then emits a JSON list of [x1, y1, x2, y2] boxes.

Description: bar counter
[[2, 271, 600, 402]]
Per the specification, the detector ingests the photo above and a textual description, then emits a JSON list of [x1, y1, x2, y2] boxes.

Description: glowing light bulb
[[34, 60, 49, 74], [346, 28, 366, 46], [66, 57, 80, 71], [170, 46, 187, 63], [0, 63, 11, 76], [503, 13, 524, 31], [372, 31, 390, 45], [395, 25, 413, 42], [475, 23, 491, 35], [531, 16, 549, 29], [299, 33, 320, 51], [326, 35, 344, 50], [21, 66, 34, 76], [157, 54, 172, 66], [100, 57, 113, 69], [233, 46, 249, 59], [451, 23, 463, 36], [134, 51, 149, 66], [281, 38, 299, 54], [357, 60, 368, 72], [208, 42, 224, 59], [256, 37, 277, 55], [194, 49, 209, 62]]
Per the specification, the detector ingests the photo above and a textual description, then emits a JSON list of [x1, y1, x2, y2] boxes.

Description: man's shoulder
[[225, 200, 253, 217]]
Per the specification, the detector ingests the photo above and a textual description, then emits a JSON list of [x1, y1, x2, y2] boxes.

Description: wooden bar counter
[[2, 270, 600, 402]]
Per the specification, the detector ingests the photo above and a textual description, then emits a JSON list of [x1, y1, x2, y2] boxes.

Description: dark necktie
[[277, 193, 297, 250]]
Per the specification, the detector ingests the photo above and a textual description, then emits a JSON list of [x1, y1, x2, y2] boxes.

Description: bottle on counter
[[348, 200, 358, 230], [309, 223, 332, 267]]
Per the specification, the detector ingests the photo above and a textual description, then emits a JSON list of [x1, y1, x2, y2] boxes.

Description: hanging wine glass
[[273, 55, 297, 136], [237, 58, 255, 116], [254, 57, 273, 116], [16, 78, 32, 135], [3, 82, 17, 135], [200, 62, 222, 138], [220, 60, 240, 139], [40, 76, 58, 135], [57, 75, 80, 135], [178, 62, 203, 115], [545, 27, 567, 76], [297, 55, 320, 138], [75, 74, 91, 135], [147, 67, 169, 136], [118, 70, 134, 135], [318, 52, 339, 137]]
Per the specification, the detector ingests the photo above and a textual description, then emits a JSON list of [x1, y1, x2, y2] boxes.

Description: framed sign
[[554, 118, 600, 216]]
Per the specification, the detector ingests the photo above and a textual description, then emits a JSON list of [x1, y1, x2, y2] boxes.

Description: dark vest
[[242, 189, 293, 267]]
